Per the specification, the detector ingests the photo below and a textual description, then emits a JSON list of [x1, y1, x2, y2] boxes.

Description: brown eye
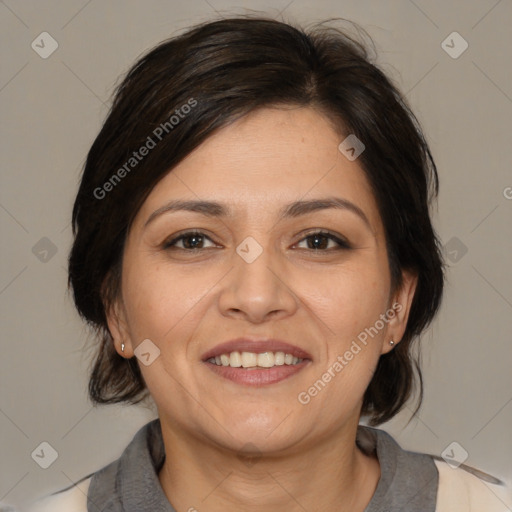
[[296, 231, 351, 251], [163, 231, 215, 250]]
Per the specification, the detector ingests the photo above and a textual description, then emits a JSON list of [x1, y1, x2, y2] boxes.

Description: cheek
[[120, 259, 212, 403], [121, 257, 208, 346], [303, 264, 390, 342]]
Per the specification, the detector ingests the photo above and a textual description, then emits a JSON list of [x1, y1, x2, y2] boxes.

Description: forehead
[[134, 107, 382, 230]]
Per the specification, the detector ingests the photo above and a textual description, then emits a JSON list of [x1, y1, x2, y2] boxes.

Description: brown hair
[[68, 16, 444, 425]]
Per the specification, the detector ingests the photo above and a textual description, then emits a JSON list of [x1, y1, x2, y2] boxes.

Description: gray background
[[1, 0, 511, 508]]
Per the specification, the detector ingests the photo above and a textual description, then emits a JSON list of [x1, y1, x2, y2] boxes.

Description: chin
[[218, 410, 304, 449]]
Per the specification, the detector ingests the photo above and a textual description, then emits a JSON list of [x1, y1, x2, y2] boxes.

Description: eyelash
[[162, 230, 351, 252]]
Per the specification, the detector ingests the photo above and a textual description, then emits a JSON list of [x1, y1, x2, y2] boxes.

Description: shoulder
[[24, 419, 160, 512], [23, 476, 91, 512], [434, 459, 512, 512]]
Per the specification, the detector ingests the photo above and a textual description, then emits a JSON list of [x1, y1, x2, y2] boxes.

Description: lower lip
[[204, 360, 310, 386]]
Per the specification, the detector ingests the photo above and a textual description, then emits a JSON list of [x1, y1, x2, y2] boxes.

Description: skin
[[107, 106, 417, 512]]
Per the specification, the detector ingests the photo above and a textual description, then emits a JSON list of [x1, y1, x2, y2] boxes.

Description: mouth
[[201, 338, 312, 386], [206, 350, 305, 368]]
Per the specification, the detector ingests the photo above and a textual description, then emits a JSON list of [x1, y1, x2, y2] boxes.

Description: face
[[107, 106, 416, 454]]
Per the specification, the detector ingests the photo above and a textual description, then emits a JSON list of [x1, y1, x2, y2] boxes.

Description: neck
[[157, 419, 380, 512]]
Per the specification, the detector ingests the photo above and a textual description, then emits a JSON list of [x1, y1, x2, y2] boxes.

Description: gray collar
[[87, 419, 438, 511], [356, 425, 438, 511]]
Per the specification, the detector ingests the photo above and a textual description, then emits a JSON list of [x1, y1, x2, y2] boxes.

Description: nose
[[217, 241, 298, 324]]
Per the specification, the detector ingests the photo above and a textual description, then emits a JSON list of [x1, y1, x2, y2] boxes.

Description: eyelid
[[294, 229, 352, 250], [162, 230, 217, 249], [162, 229, 351, 251]]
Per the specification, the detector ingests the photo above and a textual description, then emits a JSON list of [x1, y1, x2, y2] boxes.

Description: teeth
[[230, 351, 242, 367], [241, 352, 257, 368], [208, 351, 304, 368], [274, 351, 285, 365], [257, 352, 274, 368]]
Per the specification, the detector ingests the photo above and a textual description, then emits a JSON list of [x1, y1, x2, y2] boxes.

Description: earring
[[121, 342, 125, 352], [389, 340, 394, 346]]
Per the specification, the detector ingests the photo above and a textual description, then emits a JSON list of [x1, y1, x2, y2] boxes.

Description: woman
[[27, 15, 510, 512]]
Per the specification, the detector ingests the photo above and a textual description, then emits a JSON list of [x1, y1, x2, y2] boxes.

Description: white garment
[[23, 477, 89, 512], [435, 460, 512, 511], [23, 460, 512, 512]]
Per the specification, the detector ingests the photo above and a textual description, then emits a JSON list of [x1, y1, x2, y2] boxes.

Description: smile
[[204, 351, 310, 386], [207, 350, 304, 368]]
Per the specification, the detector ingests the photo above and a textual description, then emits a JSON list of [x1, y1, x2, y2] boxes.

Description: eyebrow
[[144, 197, 372, 230]]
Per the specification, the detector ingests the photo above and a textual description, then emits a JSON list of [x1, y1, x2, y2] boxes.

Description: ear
[[380, 269, 418, 355], [105, 297, 134, 358]]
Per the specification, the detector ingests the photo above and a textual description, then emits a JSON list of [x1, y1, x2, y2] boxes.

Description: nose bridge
[[218, 234, 296, 322]]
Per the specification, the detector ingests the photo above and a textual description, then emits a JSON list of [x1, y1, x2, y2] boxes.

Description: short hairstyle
[[68, 16, 444, 425]]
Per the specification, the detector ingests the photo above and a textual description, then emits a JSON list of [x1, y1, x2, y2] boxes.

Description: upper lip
[[201, 337, 313, 361]]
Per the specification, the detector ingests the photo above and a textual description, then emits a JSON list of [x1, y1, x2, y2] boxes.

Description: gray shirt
[[79, 419, 437, 511]]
